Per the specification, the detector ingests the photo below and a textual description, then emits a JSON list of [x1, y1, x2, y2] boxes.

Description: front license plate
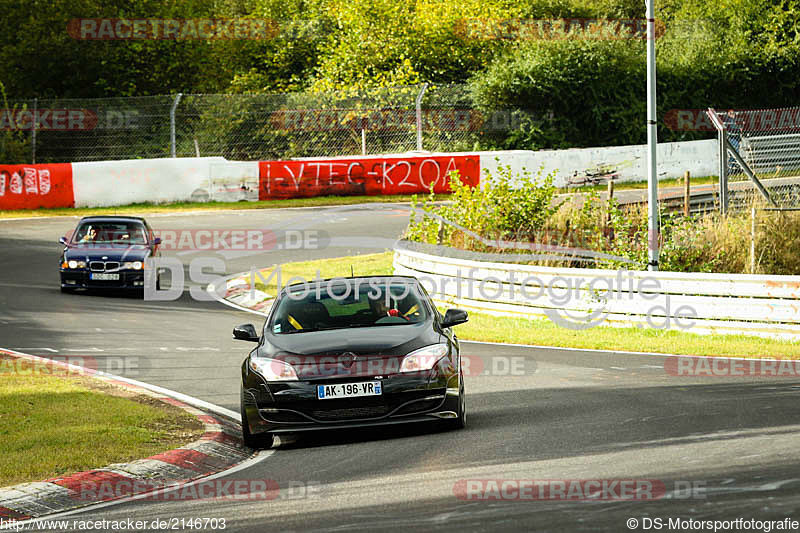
[[90, 273, 120, 280], [317, 381, 382, 400]]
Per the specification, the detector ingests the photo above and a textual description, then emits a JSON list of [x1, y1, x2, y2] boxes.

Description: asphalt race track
[[3, 205, 800, 532]]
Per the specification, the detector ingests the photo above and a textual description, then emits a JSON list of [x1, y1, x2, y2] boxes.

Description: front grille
[[393, 398, 443, 416], [89, 261, 119, 272], [259, 410, 308, 423], [311, 405, 389, 421]]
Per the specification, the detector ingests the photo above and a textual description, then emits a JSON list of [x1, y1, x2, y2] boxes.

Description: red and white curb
[[208, 268, 273, 316], [0, 349, 256, 521]]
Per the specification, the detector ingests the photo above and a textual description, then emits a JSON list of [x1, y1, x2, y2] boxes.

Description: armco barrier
[[393, 242, 800, 339]]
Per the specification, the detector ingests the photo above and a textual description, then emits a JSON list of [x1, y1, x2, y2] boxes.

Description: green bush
[[406, 165, 800, 275], [406, 164, 562, 250]]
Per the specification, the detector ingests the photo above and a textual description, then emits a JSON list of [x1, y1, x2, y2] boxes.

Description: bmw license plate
[[90, 273, 120, 280], [317, 381, 382, 400]]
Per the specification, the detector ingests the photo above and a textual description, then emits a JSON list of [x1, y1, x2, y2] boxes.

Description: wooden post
[[683, 171, 690, 216]]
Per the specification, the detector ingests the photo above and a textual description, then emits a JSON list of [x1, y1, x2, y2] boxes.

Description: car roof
[[281, 276, 419, 293], [78, 216, 148, 224]]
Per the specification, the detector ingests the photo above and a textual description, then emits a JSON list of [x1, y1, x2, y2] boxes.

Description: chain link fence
[[1, 84, 519, 164], [708, 107, 800, 211]]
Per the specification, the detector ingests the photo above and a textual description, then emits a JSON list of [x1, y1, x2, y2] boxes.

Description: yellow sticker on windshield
[[288, 314, 303, 330]]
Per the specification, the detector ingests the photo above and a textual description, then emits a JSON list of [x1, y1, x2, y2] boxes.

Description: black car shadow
[[270, 420, 466, 450]]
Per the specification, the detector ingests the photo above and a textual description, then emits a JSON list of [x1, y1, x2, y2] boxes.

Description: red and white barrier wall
[[258, 154, 480, 199], [0, 139, 716, 210], [0, 164, 75, 209]]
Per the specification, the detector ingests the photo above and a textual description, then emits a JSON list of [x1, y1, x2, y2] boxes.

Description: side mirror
[[441, 308, 468, 328], [59, 237, 68, 245], [233, 323, 260, 342], [152, 237, 162, 245]]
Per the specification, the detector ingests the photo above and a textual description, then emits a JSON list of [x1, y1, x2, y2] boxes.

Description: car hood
[[266, 323, 430, 355], [64, 244, 150, 261], [262, 323, 443, 379]]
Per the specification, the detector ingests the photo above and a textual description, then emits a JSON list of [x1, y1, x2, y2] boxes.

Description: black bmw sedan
[[59, 216, 161, 294], [234, 276, 469, 448]]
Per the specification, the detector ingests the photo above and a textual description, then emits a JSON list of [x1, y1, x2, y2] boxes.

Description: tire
[[241, 401, 273, 449], [449, 373, 466, 430], [60, 286, 74, 294]]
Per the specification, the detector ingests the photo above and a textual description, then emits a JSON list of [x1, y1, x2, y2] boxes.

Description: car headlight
[[250, 357, 299, 382], [399, 343, 449, 373], [123, 261, 143, 270], [65, 260, 86, 269]]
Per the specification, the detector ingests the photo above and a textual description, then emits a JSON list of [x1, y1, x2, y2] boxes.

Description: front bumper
[[243, 374, 461, 436], [60, 269, 145, 290]]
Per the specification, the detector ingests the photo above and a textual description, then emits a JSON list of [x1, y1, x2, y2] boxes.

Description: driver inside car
[[369, 294, 409, 324], [78, 226, 97, 243]]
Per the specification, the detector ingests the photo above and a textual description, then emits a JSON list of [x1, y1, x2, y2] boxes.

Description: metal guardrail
[[393, 241, 800, 339]]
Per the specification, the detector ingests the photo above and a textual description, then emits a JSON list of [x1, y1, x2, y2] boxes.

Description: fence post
[[31, 97, 37, 164], [719, 128, 728, 214], [361, 128, 366, 155], [415, 83, 429, 152], [606, 179, 614, 239], [170, 93, 182, 158], [750, 207, 756, 274], [684, 171, 690, 216]]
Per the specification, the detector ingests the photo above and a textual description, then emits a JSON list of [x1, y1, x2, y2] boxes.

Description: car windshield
[[72, 222, 148, 244], [269, 281, 427, 334]]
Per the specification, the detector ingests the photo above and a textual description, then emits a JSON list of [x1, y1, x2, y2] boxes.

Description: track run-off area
[[2, 205, 800, 532]]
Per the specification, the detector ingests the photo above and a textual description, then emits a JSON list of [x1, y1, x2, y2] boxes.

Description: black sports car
[[235, 276, 469, 447], [59, 216, 161, 294]]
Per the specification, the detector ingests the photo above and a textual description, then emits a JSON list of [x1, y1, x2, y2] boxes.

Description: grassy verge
[[0, 356, 204, 487], [250, 251, 800, 359], [0, 194, 451, 220]]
